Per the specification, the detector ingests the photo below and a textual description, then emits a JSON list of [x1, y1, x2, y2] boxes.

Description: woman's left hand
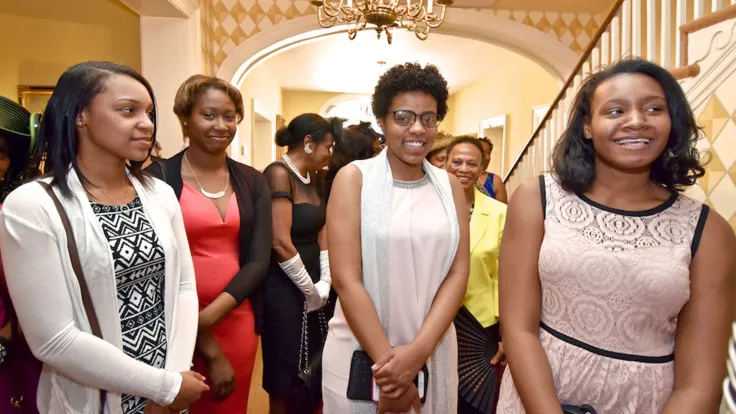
[[372, 343, 427, 396], [490, 341, 505, 366], [143, 401, 181, 414]]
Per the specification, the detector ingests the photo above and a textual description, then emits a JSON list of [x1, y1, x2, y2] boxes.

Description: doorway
[[479, 115, 507, 177], [252, 110, 273, 170]]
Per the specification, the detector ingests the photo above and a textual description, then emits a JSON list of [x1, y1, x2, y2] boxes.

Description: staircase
[[503, 0, 736, 194]]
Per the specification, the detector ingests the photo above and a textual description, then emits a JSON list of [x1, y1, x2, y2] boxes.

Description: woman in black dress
[[262, 113, 336, 414]]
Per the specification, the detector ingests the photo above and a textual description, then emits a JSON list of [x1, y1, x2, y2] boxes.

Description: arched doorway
[[217, 9, 579, 88]]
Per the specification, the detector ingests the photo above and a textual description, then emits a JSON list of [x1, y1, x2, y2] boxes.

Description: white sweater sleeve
[[0, 201, 181, 406], [164, 193, 199, 373]]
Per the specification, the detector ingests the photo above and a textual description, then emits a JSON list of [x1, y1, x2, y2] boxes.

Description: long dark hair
[[323, 121, 379, 202], [552, 58, 705, 193], [43, 61, 157, 197]]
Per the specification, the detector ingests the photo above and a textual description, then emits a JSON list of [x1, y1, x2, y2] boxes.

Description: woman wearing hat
[[0, 95, 43, 413], [426, 131, 453, 168]]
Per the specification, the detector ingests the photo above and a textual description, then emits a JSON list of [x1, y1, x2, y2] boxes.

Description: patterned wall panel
[[686, 71, 736, 233], [200, 0, 604, 75]]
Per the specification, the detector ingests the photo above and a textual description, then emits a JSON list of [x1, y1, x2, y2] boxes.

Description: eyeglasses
[[392, 110, 442, 128]]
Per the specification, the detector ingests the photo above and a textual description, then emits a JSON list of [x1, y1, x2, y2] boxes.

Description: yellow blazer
[[464, 187, 507, 328]]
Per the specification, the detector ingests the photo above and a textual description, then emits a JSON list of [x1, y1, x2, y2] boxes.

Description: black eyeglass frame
[[392, 110, 443, 128]]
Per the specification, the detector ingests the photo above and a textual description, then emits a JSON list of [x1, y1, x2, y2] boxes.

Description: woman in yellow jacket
[[445, 136, 507, 414]]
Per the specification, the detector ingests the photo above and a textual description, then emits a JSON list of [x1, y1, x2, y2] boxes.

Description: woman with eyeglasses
[[322, 63, 470, 413]]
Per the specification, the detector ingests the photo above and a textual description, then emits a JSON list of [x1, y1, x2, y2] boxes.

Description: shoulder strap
[[38, 181, 107, 413]]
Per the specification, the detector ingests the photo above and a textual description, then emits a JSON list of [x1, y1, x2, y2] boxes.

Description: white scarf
[[350, 148, 459, 413]]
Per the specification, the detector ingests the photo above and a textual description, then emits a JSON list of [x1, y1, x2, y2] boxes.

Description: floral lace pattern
[[498, 175, 706, 414]]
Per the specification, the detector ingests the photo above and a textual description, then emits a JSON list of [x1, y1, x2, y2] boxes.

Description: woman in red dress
[[148, 75, 272, 413]]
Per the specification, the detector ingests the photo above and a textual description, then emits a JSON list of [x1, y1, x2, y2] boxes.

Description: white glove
[[315, 251, 331, 305], [279, 254, 323, 312]]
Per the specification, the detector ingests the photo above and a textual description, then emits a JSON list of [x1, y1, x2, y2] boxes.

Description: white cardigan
[[0, 170, 199, 414]]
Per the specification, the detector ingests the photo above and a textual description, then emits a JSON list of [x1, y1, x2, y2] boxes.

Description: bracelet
[[0, 336, 9, 366]]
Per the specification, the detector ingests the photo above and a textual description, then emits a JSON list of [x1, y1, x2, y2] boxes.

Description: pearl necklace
[[282, 154, 311, 185], [185, 154, 229, 199]]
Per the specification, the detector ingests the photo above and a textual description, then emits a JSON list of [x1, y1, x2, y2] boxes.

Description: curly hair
[[372, 63, 449, 120], [174, 75, 244, 126], [552, 58, 705, 194]]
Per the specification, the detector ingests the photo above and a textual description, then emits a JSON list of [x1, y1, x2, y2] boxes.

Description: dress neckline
[[576, 190, 678, 217], [393, 174, 430, 189]]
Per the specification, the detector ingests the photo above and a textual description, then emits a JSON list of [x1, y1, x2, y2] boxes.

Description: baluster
[[646, 0, 657, 62], [622, 0, 632, 56], [661, 0, 672, 68], [555, 104, 565, 147], [712, 0, 723, 12], [676, 0, 687, 66], [542, 120, 549, 172], [602, 30, 611, 66], [632, 0, 642, 56], [592, 40, 601, 71], [694, 0, 705, 18], [611, 8, 621, 62]]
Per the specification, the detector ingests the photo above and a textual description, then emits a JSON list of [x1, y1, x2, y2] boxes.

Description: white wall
[[140, 12, 202, 157], [237, 64, 282, 168]]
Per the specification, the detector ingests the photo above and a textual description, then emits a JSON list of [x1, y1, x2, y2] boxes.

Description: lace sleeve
[[263, 164, 293, 201]]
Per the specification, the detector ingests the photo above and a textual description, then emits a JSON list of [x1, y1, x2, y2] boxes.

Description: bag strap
[[39, 181, 106, 414]]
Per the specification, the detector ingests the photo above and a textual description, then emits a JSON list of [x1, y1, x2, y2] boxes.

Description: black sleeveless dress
[[261, 162, 331, 401]]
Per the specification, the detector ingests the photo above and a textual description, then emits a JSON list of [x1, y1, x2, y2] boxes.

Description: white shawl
[[350, 148, 459, 413]]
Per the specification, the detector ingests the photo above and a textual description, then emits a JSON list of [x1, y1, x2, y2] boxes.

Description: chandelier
[[309, 0, 453, 44]]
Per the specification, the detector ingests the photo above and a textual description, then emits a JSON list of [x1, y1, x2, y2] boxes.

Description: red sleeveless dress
[[181, 183, 258, 414]]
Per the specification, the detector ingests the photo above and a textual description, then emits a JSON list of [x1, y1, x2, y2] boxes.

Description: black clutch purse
[[562, 404, 597, 414], [346, 350, 429, 404]]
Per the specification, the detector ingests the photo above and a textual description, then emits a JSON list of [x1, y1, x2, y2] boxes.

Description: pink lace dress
[[498, 175, 708, 414]]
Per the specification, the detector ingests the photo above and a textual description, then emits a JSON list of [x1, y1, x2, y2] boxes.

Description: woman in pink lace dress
[[498, 58, 736, 413]]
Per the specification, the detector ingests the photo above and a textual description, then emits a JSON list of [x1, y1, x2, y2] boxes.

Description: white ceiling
[[263, 30, 521, 94]]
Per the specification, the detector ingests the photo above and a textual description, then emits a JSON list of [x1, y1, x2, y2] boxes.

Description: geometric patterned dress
[[91, 197, 167, 414]]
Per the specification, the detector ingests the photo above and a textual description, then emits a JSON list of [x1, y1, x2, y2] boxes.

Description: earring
[[76, 121, 83, 127], [304, 143, 313, 154]]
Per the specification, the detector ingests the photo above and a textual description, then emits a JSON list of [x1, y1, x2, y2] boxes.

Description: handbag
[[286, 303, 328, 414], [39, 182, 106, 414], [562, 404, 597, 414]]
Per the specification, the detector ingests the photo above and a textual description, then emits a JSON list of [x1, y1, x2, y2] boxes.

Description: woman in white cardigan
[[0, 62, 208, 414]]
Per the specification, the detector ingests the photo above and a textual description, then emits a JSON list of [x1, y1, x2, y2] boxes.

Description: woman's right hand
[[207, 354, 236, 401], [377, 383, 421, 414], [169, 371, 209, 411]]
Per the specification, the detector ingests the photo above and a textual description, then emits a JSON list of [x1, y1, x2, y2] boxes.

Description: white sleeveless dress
[[322, 173, 458, 413]]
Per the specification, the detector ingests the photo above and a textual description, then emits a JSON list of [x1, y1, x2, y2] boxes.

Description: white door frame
[[478, 114, 507, 176]]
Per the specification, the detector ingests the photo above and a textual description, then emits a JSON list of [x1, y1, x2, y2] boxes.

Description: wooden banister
[[504, 0, 625, 182], [680, 3, 736, 65], [670, 63, 701, 80]]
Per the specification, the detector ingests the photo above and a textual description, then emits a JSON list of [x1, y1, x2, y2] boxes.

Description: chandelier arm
[[414, 26, 429, 40], [317, 6, 338, 28], [425, 4, 447, 28]]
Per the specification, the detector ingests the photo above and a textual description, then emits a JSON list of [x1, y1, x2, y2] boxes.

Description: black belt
[[541, 321, 674, 364]]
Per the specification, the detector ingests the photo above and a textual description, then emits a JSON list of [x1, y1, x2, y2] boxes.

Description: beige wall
[[281, 90, 342, 123], [238, 64, 282, 169], [0, 4, 141, 101], [446, 52, 559, 175]]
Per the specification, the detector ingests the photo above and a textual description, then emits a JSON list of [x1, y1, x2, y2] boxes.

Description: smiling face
[[379, 91, 440, 167], [586, 73, 671, 173], [446, 142, 484, 190], [77, 75, 155, 163], [184, 88, 239, 155]]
